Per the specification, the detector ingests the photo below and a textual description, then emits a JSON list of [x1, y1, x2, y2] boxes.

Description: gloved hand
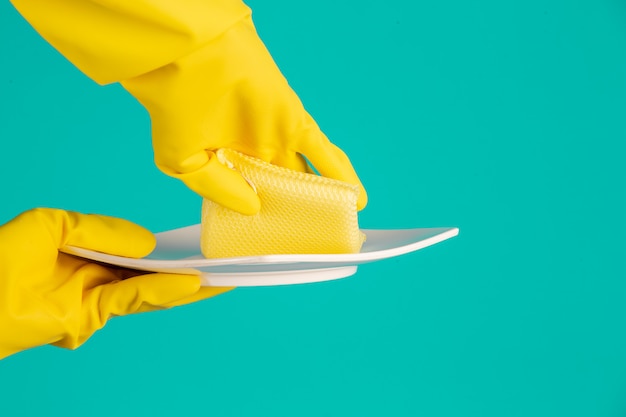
[[121, 15, 368, 214], [10, 0, 367, 215], [0, 208, 231, 360]]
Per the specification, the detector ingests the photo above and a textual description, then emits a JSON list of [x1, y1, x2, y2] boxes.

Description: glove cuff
[[11, 0, 252, 84]]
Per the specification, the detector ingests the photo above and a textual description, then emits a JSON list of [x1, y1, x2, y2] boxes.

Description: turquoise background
[[1, 0, 626, 416]]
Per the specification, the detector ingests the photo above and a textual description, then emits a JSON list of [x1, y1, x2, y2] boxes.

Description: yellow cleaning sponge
[[201, 149, 365, 258]]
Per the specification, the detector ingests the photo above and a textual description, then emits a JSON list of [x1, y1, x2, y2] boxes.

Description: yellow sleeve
[[9, 0, 251, 84]]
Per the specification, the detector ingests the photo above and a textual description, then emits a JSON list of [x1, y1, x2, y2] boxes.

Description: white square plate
[[63, 225, 459, 286]]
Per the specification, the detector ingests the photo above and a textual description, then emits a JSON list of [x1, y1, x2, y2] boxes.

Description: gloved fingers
[[298, 130, 368, 210], [159, 285, 234, 308], [171, 151, 261, 215], [18, 208, 156, 258], [76, 260, 151, 291], [61, 273, 202, 348], [83, 273, 202, 331], [268, 151, 310, 173]]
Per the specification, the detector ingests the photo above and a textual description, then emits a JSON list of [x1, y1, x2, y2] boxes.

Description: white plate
[[63, 225, 459, 287]]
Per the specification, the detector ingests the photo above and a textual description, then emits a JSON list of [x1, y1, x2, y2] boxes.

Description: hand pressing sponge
[[201, 149, 365, 258]]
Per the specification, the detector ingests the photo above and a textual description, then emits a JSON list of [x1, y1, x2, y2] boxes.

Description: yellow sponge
[[201, 149, 365, 258]]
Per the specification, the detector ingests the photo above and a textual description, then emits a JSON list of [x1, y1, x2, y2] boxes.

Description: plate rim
[[61, 226, 459, 270]]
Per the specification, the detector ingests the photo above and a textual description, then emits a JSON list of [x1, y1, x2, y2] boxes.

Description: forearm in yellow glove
[[9, 0, 251, 83], [10, 0, 367, 215], [0, 208, 231, 360]]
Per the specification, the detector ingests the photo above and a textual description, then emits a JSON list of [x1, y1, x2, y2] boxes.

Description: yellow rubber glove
[[120, 15, 368, 214], [10, 0, 367, 215], [0, 208, 231, 360]]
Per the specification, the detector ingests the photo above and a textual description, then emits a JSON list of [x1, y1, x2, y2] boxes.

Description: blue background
[[1, 0, 626, 416]]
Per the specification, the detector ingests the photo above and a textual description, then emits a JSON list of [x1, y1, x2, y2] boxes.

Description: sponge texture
[[201, 149, 365, 258]]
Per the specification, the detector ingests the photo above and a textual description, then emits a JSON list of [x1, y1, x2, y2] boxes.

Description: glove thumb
[[160, 150, 261, 215]]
